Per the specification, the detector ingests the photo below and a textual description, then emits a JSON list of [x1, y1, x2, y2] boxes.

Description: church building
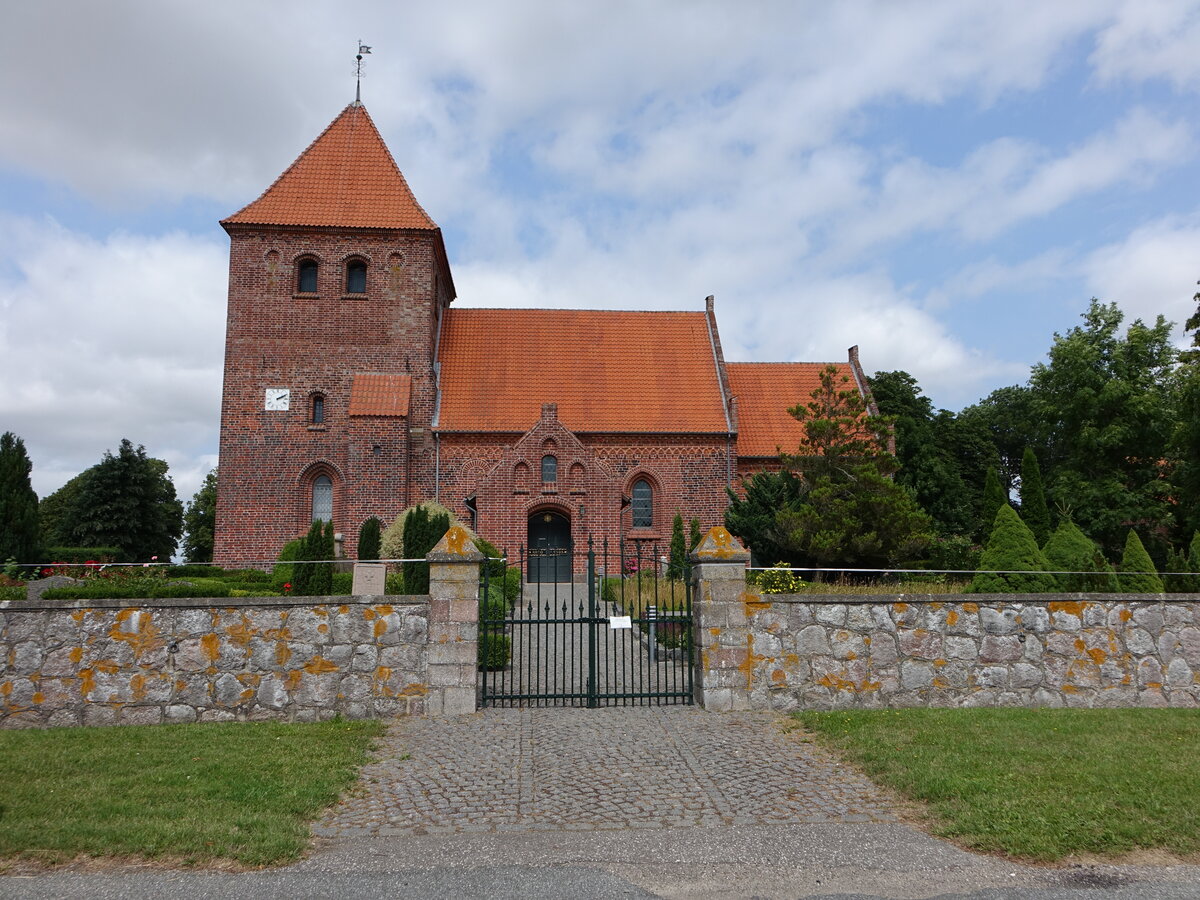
[[212, 101, 875, 569]]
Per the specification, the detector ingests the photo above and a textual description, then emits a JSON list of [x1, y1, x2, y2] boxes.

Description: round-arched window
[[541, 455, 558, 483], [297, 257, 318, 293], [631, 479, 652, 528], [346, 259, 367, 294], [312, 475, 333, 522]]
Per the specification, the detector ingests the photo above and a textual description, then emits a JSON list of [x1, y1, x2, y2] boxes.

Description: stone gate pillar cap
[[689, 526, 750, 562], [426, 525, 485, 562]]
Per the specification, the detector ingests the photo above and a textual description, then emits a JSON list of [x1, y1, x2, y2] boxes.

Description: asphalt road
[[4, 823, 1200, 899]]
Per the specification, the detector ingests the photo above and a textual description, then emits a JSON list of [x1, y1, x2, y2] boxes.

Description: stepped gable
[[435, 308, 729, 433], [726, 361, 857, 457], [222, 103, 438, 230]]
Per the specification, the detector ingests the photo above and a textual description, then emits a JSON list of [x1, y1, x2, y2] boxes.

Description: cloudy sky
[[2, 1, 1199, 505]]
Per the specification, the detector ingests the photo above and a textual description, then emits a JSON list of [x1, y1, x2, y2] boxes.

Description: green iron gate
[[478, 539, 694, 707]]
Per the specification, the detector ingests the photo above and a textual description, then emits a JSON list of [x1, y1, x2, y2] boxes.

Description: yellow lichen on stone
[[303, 656, 339, 674], [201, 633, 221, 662]]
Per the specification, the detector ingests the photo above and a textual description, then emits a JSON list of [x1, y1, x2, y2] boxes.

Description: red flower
[[283, 582, 292, 593]]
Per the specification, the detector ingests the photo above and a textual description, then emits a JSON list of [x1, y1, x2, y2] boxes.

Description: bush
[[402, 504, 450, 595], [224, 568, 271, 584], [385, 572, 406, 594], [0, 585, 25, 602], [1043, 520, 1118, 592], [272, 538, 304, 589], [167, 564, 225, 579], [759, 562, 800, 594], [331, 572, 353, 595], [357, 517, 382, 561], [968, 505, 1057, 594], [475, 536, 506, 578], [485, 566, 521, 607], [924, 535, 982, 574], [477, 631, 511, 670], [1118, 530, 1164, 593], [43, 546, 126, 564], [43, 581, 232, 600], [480, 596, 508, 623]]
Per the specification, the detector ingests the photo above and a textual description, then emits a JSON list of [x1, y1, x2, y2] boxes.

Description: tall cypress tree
[[981, 466, 1005, 539], [1019, 448, 1052, 547], [357, 516, 382, 561], [689, 517, 703, 551], [0, 432, 40, 564], [667, 513, 687, 580]]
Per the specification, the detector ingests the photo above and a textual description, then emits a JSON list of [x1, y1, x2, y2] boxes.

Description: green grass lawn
[[798, 708, 1200, 861], [0, 718, 383, 867]]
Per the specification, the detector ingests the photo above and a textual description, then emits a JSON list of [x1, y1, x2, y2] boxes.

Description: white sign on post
[[609, 615, 632, 630]]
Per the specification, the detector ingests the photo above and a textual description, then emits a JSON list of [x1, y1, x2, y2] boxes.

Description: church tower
[[213, 102, 454, 566]]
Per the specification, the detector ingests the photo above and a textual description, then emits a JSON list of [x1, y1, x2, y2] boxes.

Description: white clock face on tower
[[264, 388, 290, 411]]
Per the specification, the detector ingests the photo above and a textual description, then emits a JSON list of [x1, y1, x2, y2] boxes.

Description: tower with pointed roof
[[213, 102, 455, 565]]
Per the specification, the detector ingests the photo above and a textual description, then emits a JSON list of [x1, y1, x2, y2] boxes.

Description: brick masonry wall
[[693, 578, 1200, 711], [214, 225, 450, 567], [437, 416, 733, 567]]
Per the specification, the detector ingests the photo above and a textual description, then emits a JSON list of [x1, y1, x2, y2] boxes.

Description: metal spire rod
[[355, 40, 372, 104]]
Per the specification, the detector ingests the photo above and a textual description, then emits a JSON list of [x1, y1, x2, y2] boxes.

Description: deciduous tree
[[182, 468, 217, 563]]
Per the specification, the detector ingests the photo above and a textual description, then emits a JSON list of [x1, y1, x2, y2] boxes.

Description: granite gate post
[[425, 526, 483, 716], [689, 526, 753, 711]]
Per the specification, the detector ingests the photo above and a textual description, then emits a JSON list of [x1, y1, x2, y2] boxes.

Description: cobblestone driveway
[[315, 708, 896, 837]]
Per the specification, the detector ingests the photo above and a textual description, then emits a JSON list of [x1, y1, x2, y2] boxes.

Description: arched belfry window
[[541, 455, 558, 483], [297, 257, 318, 293], [312, 475, 333, 522], [346, 259, 367, 294], [631, 479, 652, 528]]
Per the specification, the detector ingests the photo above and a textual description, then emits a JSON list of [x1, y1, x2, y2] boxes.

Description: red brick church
[[212, 102, 874, 568]]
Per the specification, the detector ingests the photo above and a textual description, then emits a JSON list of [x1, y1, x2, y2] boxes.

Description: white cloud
[[1083, 216, 1200, 337], [1092, 0, 1200, 89], [0, 217, 226, 500]]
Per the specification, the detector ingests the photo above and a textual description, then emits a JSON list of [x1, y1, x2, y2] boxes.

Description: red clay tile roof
[[727, 361, 860, 457], [223, 103, 438, 230], [436, 309, 730, 433], [349, 373, 411, 417]]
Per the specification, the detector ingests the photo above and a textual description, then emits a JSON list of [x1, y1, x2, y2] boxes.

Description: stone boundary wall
[[695, 584, 1200, 711], [689, 529, 1200, 711], [0, 596, 431, 728]]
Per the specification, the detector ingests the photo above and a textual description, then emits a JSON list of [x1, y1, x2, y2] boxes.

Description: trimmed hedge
[[42, 582, 233, 600]]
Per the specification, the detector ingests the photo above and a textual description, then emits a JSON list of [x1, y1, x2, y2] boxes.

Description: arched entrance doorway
[[528, 510, 571, 583]]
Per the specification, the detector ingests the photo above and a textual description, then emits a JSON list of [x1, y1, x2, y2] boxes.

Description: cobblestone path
[[314, 708, 897, 837]]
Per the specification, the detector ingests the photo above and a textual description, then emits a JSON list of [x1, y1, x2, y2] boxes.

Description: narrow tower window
[[297, 258, 318, 293], [311, 394, 325, 425], [346, 260, 367, 294], [541, 455, 558, 483]]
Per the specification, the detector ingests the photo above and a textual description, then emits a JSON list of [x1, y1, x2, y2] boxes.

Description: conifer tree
[[1188, 531, 1200, 584], [667, 513, 687, 580], [292, 521, 323, 595], [1118, 530, 1164, 593], [308, 519, 335, 595], [968, 504, 1057, 593], [0, 432, 40, 564], [402, 504, 450, 594], [689, 517, 702, 551], [357, 516, 382, 561], [1163, 548, 1192, 593], [1019, 448, 1052, 546], [981, 467, 1005, 538], [1042, 519, 1117, 592]]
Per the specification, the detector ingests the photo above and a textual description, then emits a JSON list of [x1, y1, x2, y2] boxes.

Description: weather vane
[[355, 41, 372, 104]]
